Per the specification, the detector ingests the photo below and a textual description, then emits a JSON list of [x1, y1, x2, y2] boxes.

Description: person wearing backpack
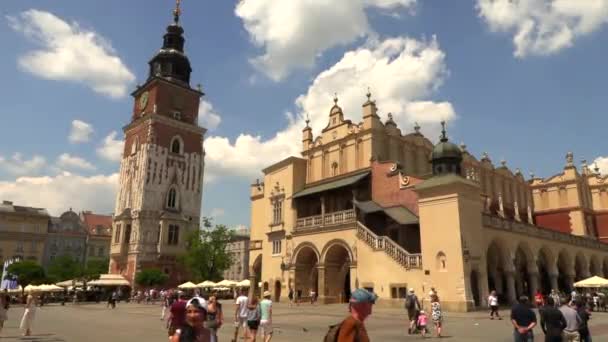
[[324, 288, 377, 342], [405, 288, 421, 334]]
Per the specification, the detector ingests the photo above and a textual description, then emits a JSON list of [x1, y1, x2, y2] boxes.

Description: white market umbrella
[[236, 279, 250, 287], [215, 280, 237, 287], [574, 276, 608, 288], [56, 279, 83, 287], [24, 284, 40, 292], [197, 280, 216, 287], [88, 274, 130, 286], [178, 281, 198, 289], [7, 286, 22, 293]]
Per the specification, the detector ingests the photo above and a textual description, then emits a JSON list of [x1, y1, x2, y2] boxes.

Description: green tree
[[179, 218, 235, 282], [83, 258, 108, 280], [47, 255, 82, 281], [6, 260, 46, 287], [135, 268, 169, 287]]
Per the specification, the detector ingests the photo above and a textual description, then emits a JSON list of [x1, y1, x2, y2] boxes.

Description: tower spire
[[173, 0, 182, 24], [440, 121, 448, 142]]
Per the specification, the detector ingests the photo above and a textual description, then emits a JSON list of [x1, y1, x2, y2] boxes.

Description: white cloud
[[593, 156, 608, 175], [7, 9, 135, 98], [204, 37, 453, 180], [56, 153, 96, 171], [68, 119, 94, 143], [235, 0, 416, 80], [208, 208, 225, 218], [476, 0, 608, 58], [0, 153, 46, 176], [96, 131, 124, 162], [198, 100, 222, 131], [0, 172, 118, 216]]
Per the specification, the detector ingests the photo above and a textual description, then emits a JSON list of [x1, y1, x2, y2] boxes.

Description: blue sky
[[0, 0, 607, 228]]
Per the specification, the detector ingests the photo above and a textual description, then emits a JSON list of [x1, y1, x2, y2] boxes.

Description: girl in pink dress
[[416, 310, 428, 337]]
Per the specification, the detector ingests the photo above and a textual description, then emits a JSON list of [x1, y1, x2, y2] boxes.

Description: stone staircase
[[356, 222, 422, 270]]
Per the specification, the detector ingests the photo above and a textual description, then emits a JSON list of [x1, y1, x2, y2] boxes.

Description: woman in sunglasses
[[170, 298, 211, 342]]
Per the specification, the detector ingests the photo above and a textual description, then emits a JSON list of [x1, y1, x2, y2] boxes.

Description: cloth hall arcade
[[248, 93, 608, 312]]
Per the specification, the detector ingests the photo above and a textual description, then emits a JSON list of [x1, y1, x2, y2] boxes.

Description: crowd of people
[[161, 288, 273, 342], [507, 289, 598, 342]]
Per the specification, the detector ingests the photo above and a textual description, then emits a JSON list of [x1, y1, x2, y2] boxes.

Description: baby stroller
[[411, 310, 430, 335]]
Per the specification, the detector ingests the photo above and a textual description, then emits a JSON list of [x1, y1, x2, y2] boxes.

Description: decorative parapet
[[482, 213, 608, 251], [250, 240, 263, 250]]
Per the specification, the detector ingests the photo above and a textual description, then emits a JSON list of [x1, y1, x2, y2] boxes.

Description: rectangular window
[[16, 241, 24, 253], [98, 247, 104, 257], [30, 241, 36, 252], [168, 225, 180, 245], [114, 225, 121, 243], [125, 224, 132, 244], [272, 199, 283, 225], [272, 240, 282, 255], [88, 248, 94, 257]]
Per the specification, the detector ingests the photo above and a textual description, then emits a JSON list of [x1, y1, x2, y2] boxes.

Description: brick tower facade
[[109, 3, 206, 286]]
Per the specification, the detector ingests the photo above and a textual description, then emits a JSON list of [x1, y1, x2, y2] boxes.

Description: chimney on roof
[[2, 200, 13, 205]]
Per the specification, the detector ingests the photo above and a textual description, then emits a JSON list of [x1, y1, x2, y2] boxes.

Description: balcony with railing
[[295, 209, 356, 231]]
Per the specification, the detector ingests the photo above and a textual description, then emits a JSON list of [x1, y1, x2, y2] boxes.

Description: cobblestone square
[[1, 301, 608, 341]]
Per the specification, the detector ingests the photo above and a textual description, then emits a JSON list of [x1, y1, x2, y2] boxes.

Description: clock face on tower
[[139, 91, 149, 111]]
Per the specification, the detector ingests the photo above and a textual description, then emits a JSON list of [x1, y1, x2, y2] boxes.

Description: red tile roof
[[80, 212, 112, 236]]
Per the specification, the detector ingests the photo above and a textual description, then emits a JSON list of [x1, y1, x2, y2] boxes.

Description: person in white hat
[[260, 291, 273, 342]]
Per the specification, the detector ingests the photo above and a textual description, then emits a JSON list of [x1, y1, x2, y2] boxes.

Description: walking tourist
[[574, 299, 591, 342], [592, 292, 600, 312], [335, 288, 376, 342], [540, 297, 566, 342], [535, 290, 544, 308], [488, 290, 501, 320], [510, 296, 537, 342], [430, 294, 443, 338], [246, 296, 261, 342], [260, 291, 273, 342], [288, 287, 294, 307], [559, 297, 582, 342], [416, 310, 429, 338], [19, 291, 37, 337], [232, 288, 249, 342], [405, 288, 421, 335], [162, 292, 171, 320], [550, 290, 561, 308], [108, 290, 117, 309], [169, 293, 188, 337], [170, 299, 211, 342], [0, 290, 8, 335], [206, 294, 223, 342]]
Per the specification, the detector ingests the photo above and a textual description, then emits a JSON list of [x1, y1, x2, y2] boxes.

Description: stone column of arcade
[[248, 266, 256, 298], [549, 273, 559, 292], [528, 272, 539, 297], [565, 274, 575, 293], [478, 270, 490, 307], [317, 264, 326, 303], [505, 271, 517, 303]]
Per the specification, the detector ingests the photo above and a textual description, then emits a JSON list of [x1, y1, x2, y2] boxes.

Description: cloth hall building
[[248, 94, 608, 312]]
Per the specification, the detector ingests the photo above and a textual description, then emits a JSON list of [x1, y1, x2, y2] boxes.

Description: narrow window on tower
[[168, 225, 179, 245], [272, 198, 283, 225], [167, 188, 178, 209], [114, 224, 121, 243], [170, 136, 183, 154]]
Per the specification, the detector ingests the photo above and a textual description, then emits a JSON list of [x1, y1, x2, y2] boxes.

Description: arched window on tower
[[167, 188, 178, 209], [131, 137, 139, 155], [170, 136, 183, 154]]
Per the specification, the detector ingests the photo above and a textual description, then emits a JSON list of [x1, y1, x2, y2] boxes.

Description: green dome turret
[[430, 121, 462, 175]]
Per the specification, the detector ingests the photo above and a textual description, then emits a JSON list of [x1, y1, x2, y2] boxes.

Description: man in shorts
[[232, 288, 249, 342], [405, 288, 421, 334], [260, 291, 273, 342]]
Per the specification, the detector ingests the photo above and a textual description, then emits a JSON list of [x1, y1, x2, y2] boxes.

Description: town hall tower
[[109, 2, 206, 285]]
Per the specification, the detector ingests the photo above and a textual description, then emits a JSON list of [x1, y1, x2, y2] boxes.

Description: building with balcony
[[43, 209, 88, 269], [248, 93, 608, 311], [223, 228, 251, 282], [80, 211, 112, 265], [0, 201, 49, 266]]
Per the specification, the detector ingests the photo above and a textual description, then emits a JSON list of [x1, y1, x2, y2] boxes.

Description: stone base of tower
[[109, 255, 189, 289]]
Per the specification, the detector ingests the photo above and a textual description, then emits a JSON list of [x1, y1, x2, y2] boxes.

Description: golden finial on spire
[[333, 93, 338, 105], [173, 0, 182, 24], [366, 87, 372, 101]]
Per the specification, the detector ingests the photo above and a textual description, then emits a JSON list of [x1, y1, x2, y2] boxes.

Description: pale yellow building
[[0, 200, 49, 265], [248, 94, 608, 311]]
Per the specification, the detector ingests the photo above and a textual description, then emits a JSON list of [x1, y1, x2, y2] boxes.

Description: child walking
[[417, 310, 429, 337]]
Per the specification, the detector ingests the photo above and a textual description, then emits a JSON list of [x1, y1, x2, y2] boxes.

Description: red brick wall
[[371, 161, 422, 215], [535, 211, 572, 234], [133, 80, 200, 124], [596, 212, 608, 243]]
